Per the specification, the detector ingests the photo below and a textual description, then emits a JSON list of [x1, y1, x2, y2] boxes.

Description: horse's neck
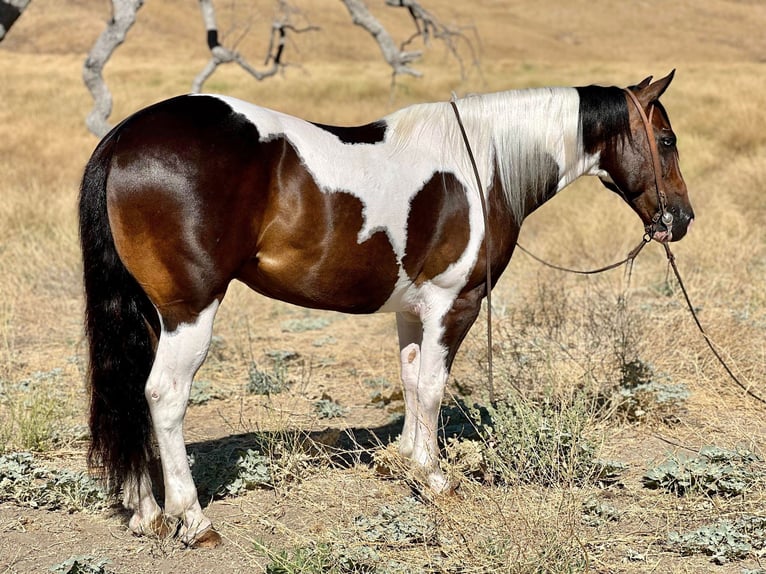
[[455, 89, 595, 223]]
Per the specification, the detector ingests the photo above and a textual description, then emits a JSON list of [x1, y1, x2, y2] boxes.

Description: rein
[[623, 88, 765, 404], [449, 97, 495, 404]]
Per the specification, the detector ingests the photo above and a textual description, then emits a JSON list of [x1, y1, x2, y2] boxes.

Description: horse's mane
[[387, 88, 584, 225]]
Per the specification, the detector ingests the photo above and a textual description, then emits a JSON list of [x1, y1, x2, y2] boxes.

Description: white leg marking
[[145, 300, 219, 544], [399, 344, 420, 457], [396, 312, 422, 458], [123, 469, 163, 536], [410, 320, 450, 492]]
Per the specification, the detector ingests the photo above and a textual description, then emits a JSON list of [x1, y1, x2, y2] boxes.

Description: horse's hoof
[[190, 527, 222, 549], [130, 513, 176, 539], [150, 515, 177, 539]]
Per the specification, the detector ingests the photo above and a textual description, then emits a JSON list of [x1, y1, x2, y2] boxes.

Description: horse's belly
[[236, 235, 400, 314]]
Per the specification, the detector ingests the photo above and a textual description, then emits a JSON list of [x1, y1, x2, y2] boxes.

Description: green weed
[[643, 445, 760, 497], [189, 379, 219, 405], [668, 515, 766, 564], [0, 452, 106, 511], [281, 317, 331, 333], [246, 349, 303, 395], [476, 395, 622, 487], [314, 397, 347, 419], [612, 359, 689, 423], [1, 368, 70, 452], [581, 496, 620, 526]]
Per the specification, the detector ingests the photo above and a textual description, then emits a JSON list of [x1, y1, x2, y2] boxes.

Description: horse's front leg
[[406, 290, 484, 493], [146, 301, 221, 548]]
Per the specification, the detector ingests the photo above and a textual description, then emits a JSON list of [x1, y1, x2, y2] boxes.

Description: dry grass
[[1, 0, 765, 572]]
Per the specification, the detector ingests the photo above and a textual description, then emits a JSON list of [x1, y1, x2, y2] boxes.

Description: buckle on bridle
[[645, 210, 674, 242]]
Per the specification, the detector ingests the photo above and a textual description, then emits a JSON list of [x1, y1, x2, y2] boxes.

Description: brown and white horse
[[79, 72, 693, 547]]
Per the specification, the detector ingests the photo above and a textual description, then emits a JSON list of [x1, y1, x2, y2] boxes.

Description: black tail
[[79, 129, 158, 491]]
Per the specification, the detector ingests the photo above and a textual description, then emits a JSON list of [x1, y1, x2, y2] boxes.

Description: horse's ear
[[634, 70, 675, 104], [635, 76, 653, 90]]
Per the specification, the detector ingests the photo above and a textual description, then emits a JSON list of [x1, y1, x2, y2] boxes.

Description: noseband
[[624, 88, 673, 236]]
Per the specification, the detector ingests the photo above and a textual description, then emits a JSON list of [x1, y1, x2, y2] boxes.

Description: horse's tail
[[79, 128, 157, 491]]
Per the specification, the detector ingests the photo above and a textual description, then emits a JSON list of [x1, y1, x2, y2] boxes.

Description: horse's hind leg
[[145, 300, 221, 547], [123, 468, 166, 537]]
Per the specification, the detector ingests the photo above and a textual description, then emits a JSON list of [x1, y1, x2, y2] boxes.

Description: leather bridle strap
[[624, 88, 671, 229]]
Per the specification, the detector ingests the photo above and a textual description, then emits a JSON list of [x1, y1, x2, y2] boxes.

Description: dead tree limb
[[192, 0, 318, 93], [83, 0, 144, 137], [389, 0, 479, 80], [340, 0, 422, 77], [0, 0, 31, 42], [342, 0, 478, 82]]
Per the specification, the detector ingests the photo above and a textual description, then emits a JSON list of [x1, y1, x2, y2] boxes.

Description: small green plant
[[188, 379, 219, 405], [643, 446, 760, 497], [353, 496, 435, 545], [0, 452, 106, 511], [312, 335, 337, 347], [223, 448, 272, 495], [261, 497, 436, 573], [246, 350, 302, 395], [191, 431, 314, 499], [1, 368, 68, 451], [314, 397, 347, 419], [668, 515, 766, 564], [50, 555, 113, 574], [281, 316, 331, 333], [190, 445, 273, 497], [261, 542, 336, 574], [581, 496, 620, 526]]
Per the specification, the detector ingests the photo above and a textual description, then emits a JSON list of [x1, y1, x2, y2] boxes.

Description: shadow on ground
[[186, 402, 492, 502]]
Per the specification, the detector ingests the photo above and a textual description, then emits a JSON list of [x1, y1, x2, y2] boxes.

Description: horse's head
[[597, 71, 694, 242]]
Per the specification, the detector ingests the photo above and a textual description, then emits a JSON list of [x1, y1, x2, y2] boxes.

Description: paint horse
[[79, 72, 693, 547]]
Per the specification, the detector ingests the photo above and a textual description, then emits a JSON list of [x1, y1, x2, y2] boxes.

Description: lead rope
[[449, 97, 495, 404], [662, 244, 766, 405]]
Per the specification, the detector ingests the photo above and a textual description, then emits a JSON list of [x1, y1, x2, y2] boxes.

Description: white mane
[[387, 88, 584, 224]]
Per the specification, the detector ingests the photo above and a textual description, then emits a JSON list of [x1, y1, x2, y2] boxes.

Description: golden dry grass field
[[1, 1, 765, 572]]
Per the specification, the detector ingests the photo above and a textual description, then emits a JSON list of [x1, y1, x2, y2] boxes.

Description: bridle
[[623, 88, 674, 238]]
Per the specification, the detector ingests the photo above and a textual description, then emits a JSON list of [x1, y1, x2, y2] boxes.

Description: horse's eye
[[660, 135, 676, 148]]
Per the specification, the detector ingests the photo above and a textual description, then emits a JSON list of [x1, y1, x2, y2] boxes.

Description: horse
[[79, 71, 693, 547]]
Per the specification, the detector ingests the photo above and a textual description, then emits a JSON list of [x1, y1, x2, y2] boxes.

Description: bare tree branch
[[340, 0, 422, 78], [83, 0, 144, 137], [0, 0, 31, 42], [389, 0, 480, 80], [342, 0, 479, 83], [192, 0, 318, 94]]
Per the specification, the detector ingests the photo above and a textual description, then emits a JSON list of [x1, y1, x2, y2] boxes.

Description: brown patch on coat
[[236, 141, 399, 313], [402, 172, 471, 284]]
